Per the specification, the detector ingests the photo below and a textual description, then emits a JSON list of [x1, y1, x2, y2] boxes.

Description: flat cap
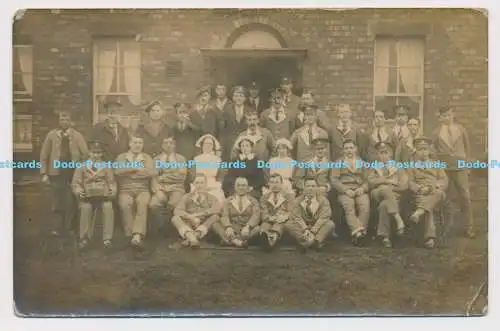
[[196, 85, 212, 98], [414, 136, 433, 147], [231, 85, 247, 95], [144, 100, 161, 113], [394, 104, 410, 114]]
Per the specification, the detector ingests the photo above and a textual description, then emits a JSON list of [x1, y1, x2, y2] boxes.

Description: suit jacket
[[293, 109, 331, 132], [89, 120, 130, 161], [220, 104, 252, 158], [153, 152, 188, 193], [219, 194, 261, 228], [260, 191, 294, 223], [407, 163, 449, 193], [260, 107, 295, 140], [40, 128, 89, 176], [231, 127, 275, 161], [330, 157, 368, 194], [173, 122, 201, 161], [71, 162, 116, 197], [174, 191, 221, 218], [290, 195, 332, 226], [431, 123, 470, 171], [366, 166, 408, 192], [290, 125, 330, 161], [190, 104, 220, 139], [135, 121, 173, 157], [395, 137, 417, 163], [293, 157, 332, 192], [329, 120, 366, 161], [246, 97, 266, 115], [211, 98, 233, 115], [365, 126, 396, 161]]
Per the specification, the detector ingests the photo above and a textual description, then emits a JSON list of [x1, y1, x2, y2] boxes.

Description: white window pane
[[119, 67, 141, 97], [13, 73, 26, 93], [13, 115, 33, 151], [397, 96, 421, 119], [375, 96, 398, 119], [375, 39, 391, 67], [396, 39, 424, 68], [399, 67, 421, 94], [96, 66, 118, 93], [118, 41, 141, 66]]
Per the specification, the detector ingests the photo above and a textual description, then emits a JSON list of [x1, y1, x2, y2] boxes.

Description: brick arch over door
[[225, 23, 288, 48]]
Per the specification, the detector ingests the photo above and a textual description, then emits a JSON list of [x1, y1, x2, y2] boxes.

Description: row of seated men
[[68, 134, 447, 252]]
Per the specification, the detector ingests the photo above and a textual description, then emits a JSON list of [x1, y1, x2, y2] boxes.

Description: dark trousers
[[49, 173, 76, 234]]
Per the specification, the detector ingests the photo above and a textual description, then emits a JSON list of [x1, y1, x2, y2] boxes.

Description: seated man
[[72, 141, 116, 249], [286, 177, 334, 251], [212, 177, 261, 248], [259, 174, 294, 250], [171, 174, 221, 248], [293, 137, 332, 196], [367, 142, 408, 248], [330, 139, 370, 245], [150, 136, 189, 235], [115, 135, 156, 248], [407, 136, 448, 249]]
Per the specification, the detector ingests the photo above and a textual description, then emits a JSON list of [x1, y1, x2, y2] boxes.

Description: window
[[93, 38, 141, 124], [374, 37, 424, 121], [13, 44, 34, 152]]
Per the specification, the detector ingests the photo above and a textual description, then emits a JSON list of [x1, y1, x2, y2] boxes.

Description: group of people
[[39, 76, 476, 252]]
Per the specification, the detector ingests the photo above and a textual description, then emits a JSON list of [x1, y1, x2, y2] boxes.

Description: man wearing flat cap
[[219, 86, 252, 160], [294, 138, 332, 197], [246, 81, 266, 115], [134, 100, 173, 157], [89, 100, 130, 161], [279, 76, 301, 118], [260, 89, 295, 140], [367, 142, 408, 248], [211, 83, 232, 115], [406, 136, 448, 249], [72, 141, 116, 250], [190, 85, 220, 139], [290, 104, 330, 162]]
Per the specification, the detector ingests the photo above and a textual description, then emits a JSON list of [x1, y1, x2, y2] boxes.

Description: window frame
[[92, 38, 141, 125], [373, 37, 424, 129], [13, 44, 34, 102]]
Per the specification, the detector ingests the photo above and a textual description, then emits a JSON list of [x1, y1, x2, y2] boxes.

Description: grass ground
[[13, 181, 488, 316]]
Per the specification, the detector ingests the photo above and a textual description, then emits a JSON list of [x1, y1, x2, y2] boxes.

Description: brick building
[[12, 9, 487, 174]]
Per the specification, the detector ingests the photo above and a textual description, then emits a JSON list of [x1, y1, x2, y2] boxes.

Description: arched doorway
[[202, 24, 306, 106]]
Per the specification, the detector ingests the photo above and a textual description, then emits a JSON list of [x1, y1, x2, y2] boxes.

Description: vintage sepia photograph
[[12, 8, 488, 316]]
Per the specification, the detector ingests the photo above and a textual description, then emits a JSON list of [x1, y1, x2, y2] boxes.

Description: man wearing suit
[[260, 89, 294, 140], [246, 81, 266, 115], [330, 139, 370, 245], [329, 104, 366, 162], [219, 86, 252, 160], [280, 76, 301, 119], [172, 102, 200, 161], [171, 174, 221, 248], [290, 105, 330, 162], [293, 138, 332, 196], [367, 142, 408, 248], [395, 117, 421, 162], [89, 100, 130, 161], [366, 110, 395, 161], [407, 136, 449, 249], [259, 174, 294, 250], [392, 105, 411, 147], [231, 111, 275, 161], [135, 100, 173, 158], [212, 177, 261, 248], [294, 89, 330, 131], [286, 177, 335, 251], [190, 85, 220, 139], [432, 105, 475, 238], [212, 83, 232, 115]]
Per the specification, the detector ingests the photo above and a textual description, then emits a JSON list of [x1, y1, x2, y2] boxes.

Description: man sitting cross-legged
[[285, 177, 335, 252], [258, 174, 294, 251], [171, 173, 221, 248], [212, 177, 261, 248]]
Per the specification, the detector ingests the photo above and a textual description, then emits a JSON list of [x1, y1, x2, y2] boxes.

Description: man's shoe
[[424, 238, 436, 249]]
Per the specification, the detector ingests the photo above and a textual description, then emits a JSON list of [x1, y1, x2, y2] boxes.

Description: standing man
[[231, 111, 275, 161], [71, 141, 116, 249], [213, 177, 261, 248], [294, 89, 330, 131], [367, 142, 408, 248], [89, 100, 129, 161], [366, 110, 395, 161], [280, 76, 301, 118], [135, 100, 172, 158], [330, 104, 366, 161], [290, 105, 330, 162], [246, 81, 266, 115], [330, 139, 370, 245], [149, 137, 189, 236], [407, 136, 448, 249], [259, 174, 294, 250], [293, 138, 332, 196], [432, 105, 475, 238], [212, 83, 232, 115], [190, 86, 220, 138], [115, 134, 156, 248], [219, 86, 252, 160], [40, 111, 88, 237], [395, 117, 421, 162], [392, 105, 411, 147], [260, 89, 294, 140], [171, 174, 221, 248], [286, 178, 335, 252], [172, 102, 199, 161]]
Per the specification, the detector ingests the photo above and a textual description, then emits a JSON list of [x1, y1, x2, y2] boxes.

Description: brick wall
[[13, 8, 488, 189]]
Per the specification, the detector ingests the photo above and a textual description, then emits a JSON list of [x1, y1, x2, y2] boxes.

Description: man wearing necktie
[[171, 174, 221, 248], [245, 82, 265, 115], [279, 76, 301, 119], [395, 117, 421, 162], [259, 174, 294, 250], [213, 177, 261, 248], [329, 104, 367, 161], [294, 138, 332, 196], [286, 177, 335, 252], [367, 110, 394, 161], [432, 105, 475, 238], [290, 105, 330, 162], [260, 89, 294, 140], [40, 111, 88, 237], [392, 105, 411, 147]]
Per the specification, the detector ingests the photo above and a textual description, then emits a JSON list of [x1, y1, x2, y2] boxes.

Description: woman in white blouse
[[192, 134, 225, 203], [263, 138, 295, 197]]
